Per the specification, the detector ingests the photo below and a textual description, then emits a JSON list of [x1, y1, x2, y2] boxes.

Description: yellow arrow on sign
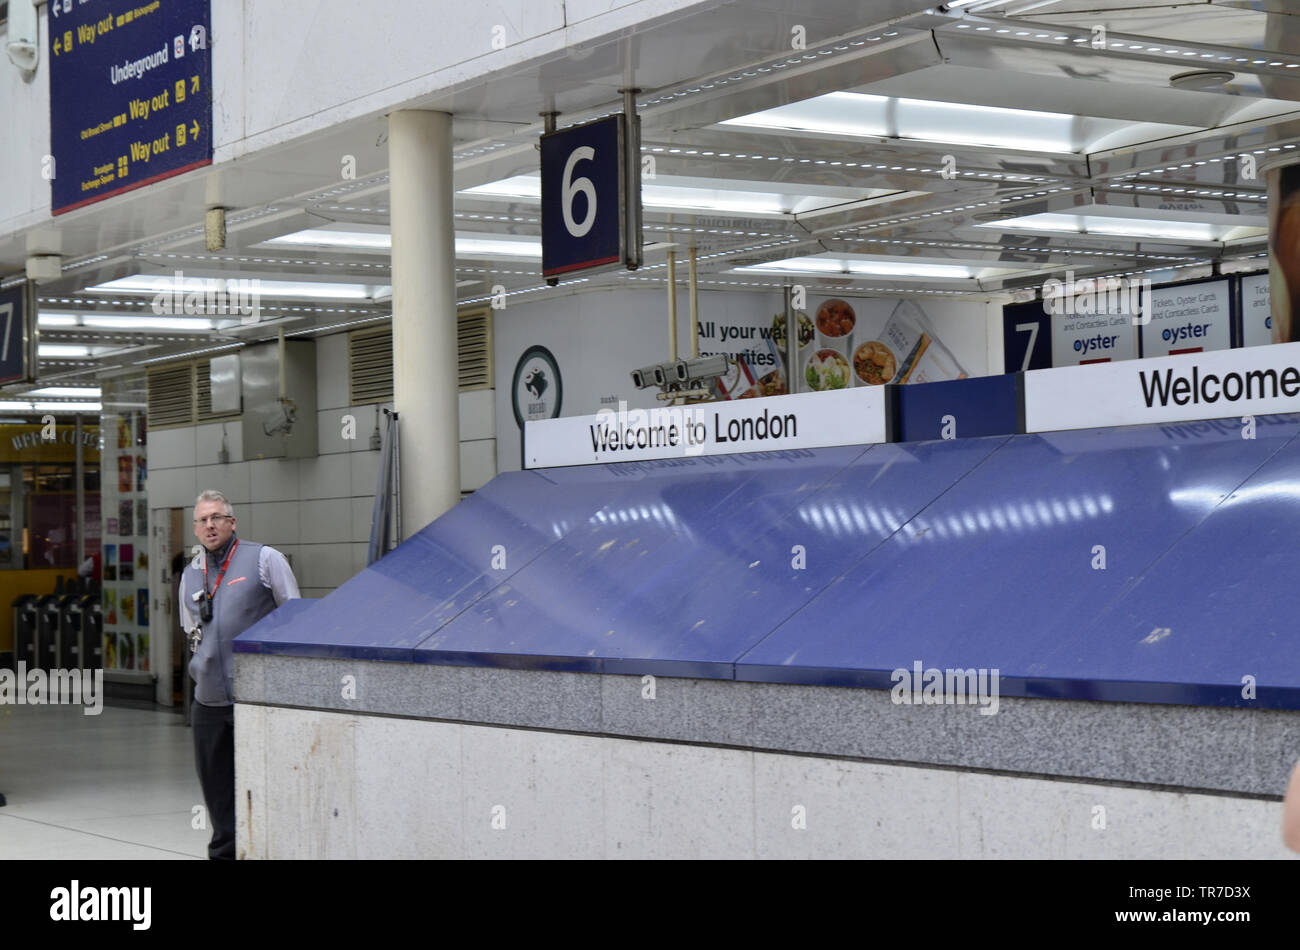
[[54, 37, 61, 55], [190, 120, 200, 139]]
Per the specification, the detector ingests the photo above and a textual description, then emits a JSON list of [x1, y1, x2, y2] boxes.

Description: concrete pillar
[[388, 110, 460, 535]]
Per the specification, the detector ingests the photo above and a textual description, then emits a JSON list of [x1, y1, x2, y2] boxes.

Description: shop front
[[0, 421, 100, 670]]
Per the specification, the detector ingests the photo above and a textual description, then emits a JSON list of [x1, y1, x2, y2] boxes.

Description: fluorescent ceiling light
[[263, 228, 392, 251], [39, 344, 93, 358], [88, 275, 385, 301], [39, 312, 228, 332], [0, 401, 102, 413], [454, 236, 542, 259], [462, 174, 906, 217], [25, 387, 102, 398], [83, 315, 222, 331], [978, 212, 1264, 242], [720, 91, 1170, 154], [734, 255, 983, 279], [263, 228, 544, 259]]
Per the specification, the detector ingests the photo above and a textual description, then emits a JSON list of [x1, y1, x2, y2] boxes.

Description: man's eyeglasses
[[193, 515, 233, 526]]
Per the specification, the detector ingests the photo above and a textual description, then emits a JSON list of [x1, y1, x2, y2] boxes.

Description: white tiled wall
[[148, 331, 496, 598]]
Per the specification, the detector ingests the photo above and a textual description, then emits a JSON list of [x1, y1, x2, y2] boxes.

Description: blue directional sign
[[540, 115, 628, 279], [48, 0, 212, 215], [0, 282, 36, 386]]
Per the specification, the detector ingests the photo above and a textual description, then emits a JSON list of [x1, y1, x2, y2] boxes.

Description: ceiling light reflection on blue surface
[[834, 504, 852, 534], [866, 507, 884, 534], [1170, 482, 1300, 508]]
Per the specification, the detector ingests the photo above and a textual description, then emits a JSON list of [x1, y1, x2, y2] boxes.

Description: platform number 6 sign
[[540, 115, 632, 280]]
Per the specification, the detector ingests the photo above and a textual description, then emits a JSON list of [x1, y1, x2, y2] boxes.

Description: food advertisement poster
[[702, 297, 968, 400]]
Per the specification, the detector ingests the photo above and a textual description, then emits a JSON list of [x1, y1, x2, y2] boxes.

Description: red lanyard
[[202, 539, 239, 604]]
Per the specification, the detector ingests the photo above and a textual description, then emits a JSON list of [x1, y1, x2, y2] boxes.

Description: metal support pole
[[621, 88, 642, 270], [541, 111, 560, 287], [392, 411, 402, 549], [784, 285, 796, 394], [667, 249, 678, 360], [689, 243, 700, 359]]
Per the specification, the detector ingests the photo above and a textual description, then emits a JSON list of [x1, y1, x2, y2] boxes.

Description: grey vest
[[184, 538, 277, 706]]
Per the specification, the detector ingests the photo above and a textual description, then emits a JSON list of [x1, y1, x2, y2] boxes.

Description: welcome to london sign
[[524, 389, 889, 468]]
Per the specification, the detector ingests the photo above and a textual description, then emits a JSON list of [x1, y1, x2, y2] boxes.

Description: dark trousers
[[191, 700, 235, 860]]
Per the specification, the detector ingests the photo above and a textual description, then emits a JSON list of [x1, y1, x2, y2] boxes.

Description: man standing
[[180, 489, 299, 860]]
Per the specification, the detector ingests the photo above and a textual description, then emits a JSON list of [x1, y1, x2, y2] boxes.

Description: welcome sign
[[524, 388, 888, 468], [1025, 340, 1300, 432]]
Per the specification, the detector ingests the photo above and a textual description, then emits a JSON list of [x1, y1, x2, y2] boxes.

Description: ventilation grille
[[458, 307, 492, 391], [348, 310, 493, 404], [146, 363, 196, 429], [349, 327, 394, 405]]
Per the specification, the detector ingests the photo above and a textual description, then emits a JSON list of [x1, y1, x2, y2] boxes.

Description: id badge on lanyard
[[192, 540, 239, 653]]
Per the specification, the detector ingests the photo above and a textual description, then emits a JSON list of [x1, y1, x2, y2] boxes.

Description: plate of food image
[[815, 298, 856, 339], [853, 340, 898, 385], [804, 349, 851, 391], [770, 311, 815, 350]]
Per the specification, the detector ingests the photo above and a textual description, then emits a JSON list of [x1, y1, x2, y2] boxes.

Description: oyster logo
[[512, 346, 563, 428]]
